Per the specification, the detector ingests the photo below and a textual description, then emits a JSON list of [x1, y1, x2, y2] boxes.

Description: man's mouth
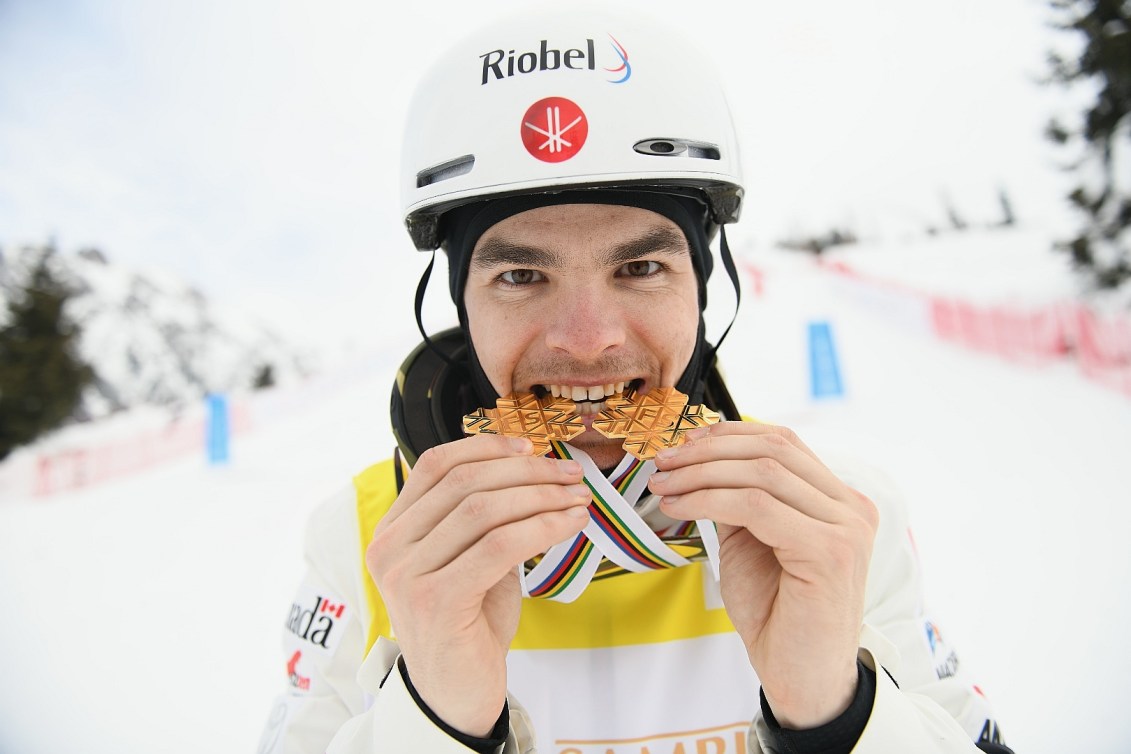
[[532, 378, 644, 416]]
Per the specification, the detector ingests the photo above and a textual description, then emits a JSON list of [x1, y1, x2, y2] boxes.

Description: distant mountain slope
[[0, 243, 311, 420]]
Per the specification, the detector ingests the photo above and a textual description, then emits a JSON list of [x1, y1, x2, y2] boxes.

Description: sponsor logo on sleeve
[[924, 620, 960, 680], [285, 585, 349, 656], [925, 621, 942, 653], [979, 719, 1006, 746], [286, 650, 311, 693]]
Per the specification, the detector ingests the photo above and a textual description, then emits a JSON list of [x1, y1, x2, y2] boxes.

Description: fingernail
[[656, 446, 681, 460], [659, 495, 681, 507], [650, 471, 671, 485], [566, 505, 590, 519], [557, 460, 582, 475], [685, 426, 711, 440], [510, 437, 533, 453], [565, 483, 590, 499]]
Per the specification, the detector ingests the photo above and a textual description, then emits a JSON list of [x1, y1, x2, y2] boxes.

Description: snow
[[820, 226, 1081, 304], [2, 226, 1131, 753]]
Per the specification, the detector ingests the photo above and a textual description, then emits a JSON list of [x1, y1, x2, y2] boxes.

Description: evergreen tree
[[0, 253, 94, 459], [1046, 0, 1131, 290], [998, 188, 1017, 227], [252, 363, 275, 390]]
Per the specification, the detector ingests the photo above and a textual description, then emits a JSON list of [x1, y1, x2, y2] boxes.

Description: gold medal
[[593, 386, 720, 460], [462, 391, 586, 455], [463, 386, 719, 460]]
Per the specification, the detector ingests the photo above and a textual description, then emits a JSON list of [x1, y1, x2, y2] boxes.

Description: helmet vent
[[417, 155, 476, 188], [634, 139, 720, 161]]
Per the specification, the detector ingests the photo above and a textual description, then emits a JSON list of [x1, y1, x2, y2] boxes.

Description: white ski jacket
[[258, 448, 1006, 754]]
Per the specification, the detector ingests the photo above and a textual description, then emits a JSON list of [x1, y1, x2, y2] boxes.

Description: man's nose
[[543, 286, 627, 360]]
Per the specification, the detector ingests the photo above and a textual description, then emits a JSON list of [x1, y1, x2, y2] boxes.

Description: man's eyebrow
[[470, 239, 562, 270], [470, 226, 689, 270], [599, 227, 689, 266]]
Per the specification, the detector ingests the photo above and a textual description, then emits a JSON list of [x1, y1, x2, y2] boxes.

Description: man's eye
[[619, 260, 662, 277], [500, 269, 544, 285]]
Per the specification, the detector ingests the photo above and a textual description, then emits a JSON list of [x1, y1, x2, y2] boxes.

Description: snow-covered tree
[[1046, 0, 1131, 291], [0, 250, 94, 458]]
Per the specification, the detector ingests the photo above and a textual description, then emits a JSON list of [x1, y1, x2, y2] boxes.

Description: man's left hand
[[648, 421, 879, 729]]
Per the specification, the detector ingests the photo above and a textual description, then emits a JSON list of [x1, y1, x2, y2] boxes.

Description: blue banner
[[206, 393, 230, 464], [808, 321, 845, 399]]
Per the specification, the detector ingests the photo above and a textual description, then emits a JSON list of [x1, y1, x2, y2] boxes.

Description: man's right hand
[[365, 434, 590, 737]]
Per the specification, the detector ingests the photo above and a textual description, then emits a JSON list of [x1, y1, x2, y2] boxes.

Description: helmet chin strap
[[668, 225, 743, 406], [458, 306, 504, 407], [706, 225, 741, 368], [413, 250, 459, 369], [411, 251, 501, 412]]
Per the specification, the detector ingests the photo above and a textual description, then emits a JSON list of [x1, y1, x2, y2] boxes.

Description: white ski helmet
[[400, 8, 744, 251]]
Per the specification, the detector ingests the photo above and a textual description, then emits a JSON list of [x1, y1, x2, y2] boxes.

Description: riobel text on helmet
[[480, 40, 596, 85]]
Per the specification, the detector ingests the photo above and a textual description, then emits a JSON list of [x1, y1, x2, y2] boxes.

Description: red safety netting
[[817, 259, 1131, 397]]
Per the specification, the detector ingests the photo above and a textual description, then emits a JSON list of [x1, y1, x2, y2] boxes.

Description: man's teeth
[[545, 382, 626, 401]]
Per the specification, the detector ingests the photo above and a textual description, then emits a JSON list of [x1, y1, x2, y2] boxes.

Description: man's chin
[[569, 429, 627, 472]]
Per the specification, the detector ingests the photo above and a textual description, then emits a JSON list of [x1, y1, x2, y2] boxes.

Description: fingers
[[383, 433, 535, 524], [440, 507, 593, 597], [656, 423, 844, 500], [381, 434, 584, 540], [413, 482, 591, 574], [370, 433, 591, 585], [658, 485, 813, 552], [651, 456, 844, 524], [680, 421, 822, 464], [661, 487, 875, 586], [650, 421, 877, 528]]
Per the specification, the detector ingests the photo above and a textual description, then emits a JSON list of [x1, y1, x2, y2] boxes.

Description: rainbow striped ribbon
[[519, 441, 721, 603]]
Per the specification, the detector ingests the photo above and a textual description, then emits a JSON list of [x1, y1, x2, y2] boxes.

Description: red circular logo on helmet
[[521, 97, 588, 163]]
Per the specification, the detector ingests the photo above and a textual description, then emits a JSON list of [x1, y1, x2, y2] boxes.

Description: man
[[260, 9, 1013, 754]]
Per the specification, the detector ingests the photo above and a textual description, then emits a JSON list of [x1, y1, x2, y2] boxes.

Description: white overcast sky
[[0, 0, 1079, 349]]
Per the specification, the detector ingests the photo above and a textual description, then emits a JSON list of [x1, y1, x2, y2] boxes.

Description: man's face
[[463, 203, 701, 470]]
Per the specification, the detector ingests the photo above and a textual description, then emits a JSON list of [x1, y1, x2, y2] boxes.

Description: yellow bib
[[353, 459, 735, 655]]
